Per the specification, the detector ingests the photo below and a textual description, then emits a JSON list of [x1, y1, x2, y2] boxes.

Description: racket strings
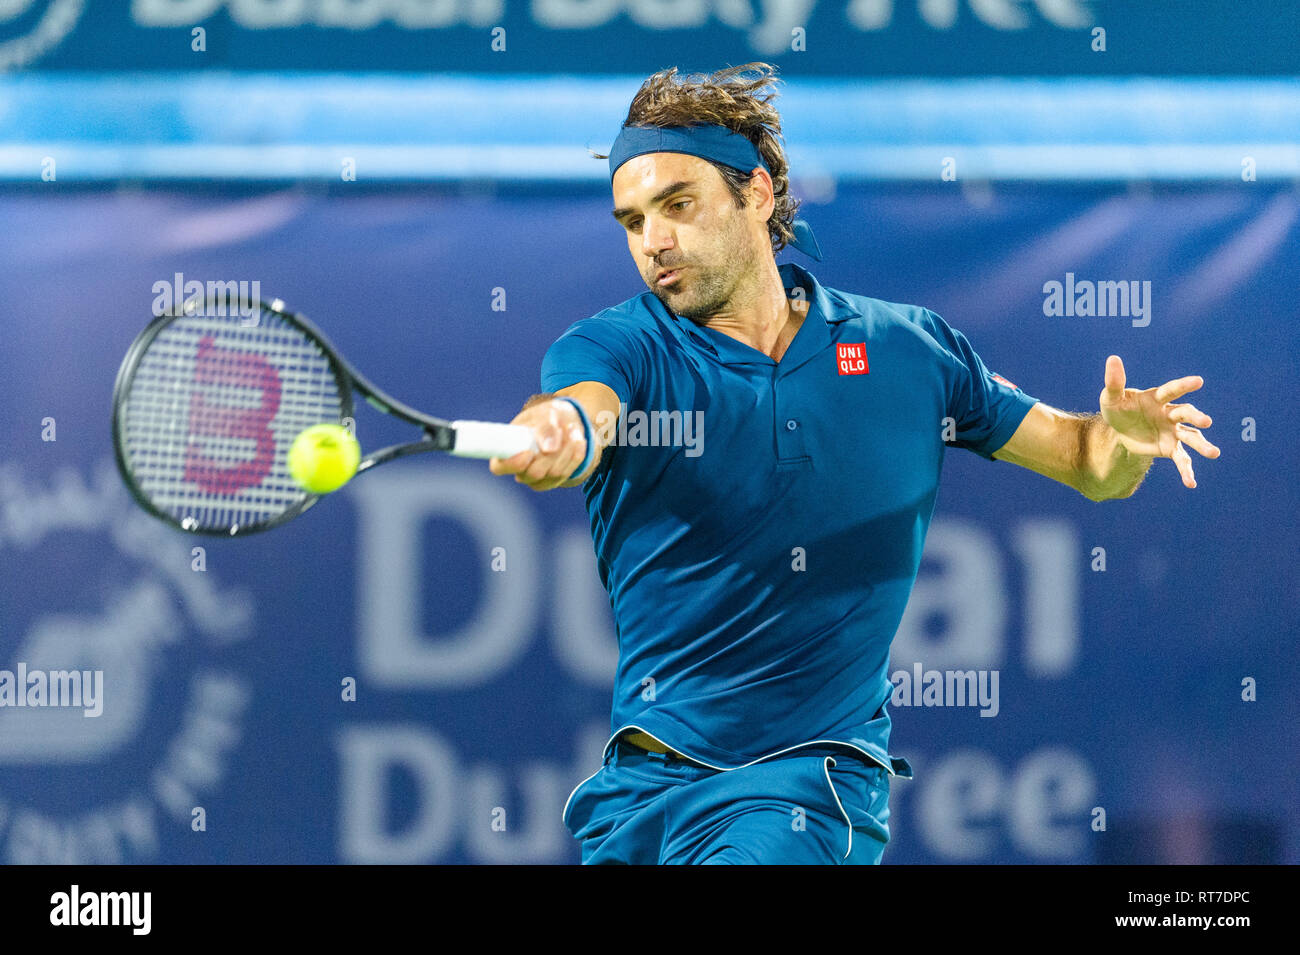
[[122, 304, 345, 533]]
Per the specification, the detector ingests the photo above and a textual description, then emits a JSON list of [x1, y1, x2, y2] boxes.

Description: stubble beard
[[651, 212, 759, 323]]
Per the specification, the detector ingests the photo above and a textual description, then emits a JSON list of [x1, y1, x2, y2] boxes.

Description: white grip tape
[[450, 421, 538, 459]]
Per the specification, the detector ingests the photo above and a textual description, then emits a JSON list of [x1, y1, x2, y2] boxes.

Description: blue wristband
[[556, 397, 595, 481]]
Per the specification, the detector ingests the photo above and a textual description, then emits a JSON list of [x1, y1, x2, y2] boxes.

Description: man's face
[[611, 153, 767, 320]]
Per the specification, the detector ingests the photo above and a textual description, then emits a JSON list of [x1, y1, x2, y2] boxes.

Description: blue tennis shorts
[[563, 742, 899, 865]]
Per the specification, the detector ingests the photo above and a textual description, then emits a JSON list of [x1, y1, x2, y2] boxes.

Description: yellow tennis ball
[[287, 423, 361, 494]]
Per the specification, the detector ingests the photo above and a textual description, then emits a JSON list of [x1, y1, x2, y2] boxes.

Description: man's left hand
[[1099, 354, 1221, 489]]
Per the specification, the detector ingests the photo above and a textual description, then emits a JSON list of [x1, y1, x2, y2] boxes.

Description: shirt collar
[[778, 262, 861, 326]]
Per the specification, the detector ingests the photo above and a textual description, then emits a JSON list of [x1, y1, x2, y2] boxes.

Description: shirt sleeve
[[539, 318, 640, 408], [917, 308, 1039, 461]]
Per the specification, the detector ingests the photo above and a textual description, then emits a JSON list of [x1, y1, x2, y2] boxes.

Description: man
[[489, 64, 1219, 864]]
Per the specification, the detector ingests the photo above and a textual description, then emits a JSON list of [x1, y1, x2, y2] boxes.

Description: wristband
[[556, 397, 595, 481]]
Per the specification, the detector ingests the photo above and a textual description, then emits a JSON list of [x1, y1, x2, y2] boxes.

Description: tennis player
[[489, 63, 1219, 865]]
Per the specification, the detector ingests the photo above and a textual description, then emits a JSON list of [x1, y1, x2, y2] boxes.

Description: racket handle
[[450, 421, 538, 459]]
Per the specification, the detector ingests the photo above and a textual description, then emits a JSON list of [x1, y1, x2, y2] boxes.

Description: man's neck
[[694, 261, 807, 362]]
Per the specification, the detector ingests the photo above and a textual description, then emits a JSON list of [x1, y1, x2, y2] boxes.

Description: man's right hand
[[488, 382, 619, 491]]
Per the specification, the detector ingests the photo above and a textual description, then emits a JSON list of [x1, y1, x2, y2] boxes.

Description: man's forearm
[[1078, 413, 1154, 501]]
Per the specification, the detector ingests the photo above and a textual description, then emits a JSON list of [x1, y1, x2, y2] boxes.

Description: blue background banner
[[1, 182, 1295, 864], [7, 74, 1298, 182], [2, 0, 1298, 76]]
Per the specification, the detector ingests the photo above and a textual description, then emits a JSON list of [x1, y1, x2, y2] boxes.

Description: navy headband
[[608, 124, 823, 262]]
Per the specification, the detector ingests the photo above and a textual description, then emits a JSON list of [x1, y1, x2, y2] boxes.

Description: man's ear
[[747, 167, 776, 219]]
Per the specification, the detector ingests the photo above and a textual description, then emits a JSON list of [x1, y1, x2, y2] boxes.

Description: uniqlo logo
[[836, 342, 869, 375], [991, 372, 1018, 389]]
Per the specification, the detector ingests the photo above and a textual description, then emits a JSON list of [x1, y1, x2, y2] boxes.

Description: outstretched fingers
[[1102, 355, 1127, 401], [1154, 375, 1204, 405], [1173, 423, 1221, 460], [1171, 439, 1197, 489], [1167, 402, 1212, 429]]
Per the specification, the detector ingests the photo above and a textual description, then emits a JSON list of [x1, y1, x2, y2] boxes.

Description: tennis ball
[[287, 423, 361, 495]]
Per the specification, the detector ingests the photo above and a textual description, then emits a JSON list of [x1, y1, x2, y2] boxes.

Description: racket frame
[[112, 295, 465, 537]]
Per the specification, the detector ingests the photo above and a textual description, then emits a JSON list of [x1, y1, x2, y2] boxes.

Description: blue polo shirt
[[541, 262, 1038, 773]]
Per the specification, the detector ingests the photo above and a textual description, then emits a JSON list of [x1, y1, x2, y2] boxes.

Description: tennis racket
[[111, 294, 537, 537]]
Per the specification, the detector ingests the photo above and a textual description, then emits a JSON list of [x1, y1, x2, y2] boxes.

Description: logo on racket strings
[[184, 337, 283, 495]]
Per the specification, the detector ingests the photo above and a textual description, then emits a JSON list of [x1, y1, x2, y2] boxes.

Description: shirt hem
[[603, 718, 904, 778]]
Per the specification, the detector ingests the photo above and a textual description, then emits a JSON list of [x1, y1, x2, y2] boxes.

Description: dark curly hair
[[596, 62, 802, 255]]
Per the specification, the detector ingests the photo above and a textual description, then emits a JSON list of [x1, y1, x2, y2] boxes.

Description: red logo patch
[[991, 372, 1018, 389], [836, 342, 869, 375]]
